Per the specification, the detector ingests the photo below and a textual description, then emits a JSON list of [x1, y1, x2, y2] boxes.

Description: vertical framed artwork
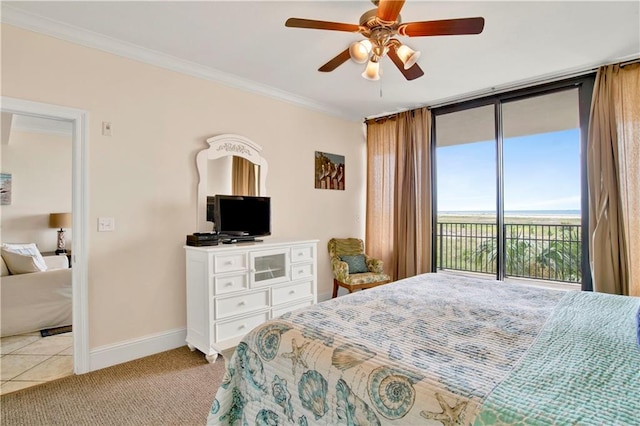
[[315, 151, 345, 190], [0, 173, 12, 205]]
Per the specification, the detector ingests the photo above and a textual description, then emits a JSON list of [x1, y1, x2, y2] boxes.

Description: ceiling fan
[[285, 0, 485, 81]]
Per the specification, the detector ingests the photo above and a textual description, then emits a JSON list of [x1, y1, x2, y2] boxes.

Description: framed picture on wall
[[0, 173, 12, 205], [315, 151, 345, 190]]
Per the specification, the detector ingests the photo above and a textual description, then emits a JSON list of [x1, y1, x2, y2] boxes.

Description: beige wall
[[1, 24, 365, 349], [1, 129, 72, 251]]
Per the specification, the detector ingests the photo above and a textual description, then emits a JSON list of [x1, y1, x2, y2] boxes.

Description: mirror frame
[[196, 134, 268, 231]]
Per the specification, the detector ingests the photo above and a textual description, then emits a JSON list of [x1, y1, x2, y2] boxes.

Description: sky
[[436, 128, 581, 212]]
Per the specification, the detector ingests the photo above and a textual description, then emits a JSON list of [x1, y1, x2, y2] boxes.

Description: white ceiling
[[1, 113, 73, 144], [2, 1, 639, 121]]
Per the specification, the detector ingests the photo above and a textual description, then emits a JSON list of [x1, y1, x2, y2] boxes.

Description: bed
[[207, 273, 640, 425]]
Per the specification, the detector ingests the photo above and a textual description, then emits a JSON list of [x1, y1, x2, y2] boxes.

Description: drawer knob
[[224, 261, 232, 265], [298, 253, 303, 256], [225, 282, 233, 287], [238, 301, 246, 306], [239, 324, 246, 330], [289, 290, 296, 295]]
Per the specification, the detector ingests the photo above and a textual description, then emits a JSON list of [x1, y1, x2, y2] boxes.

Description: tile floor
[[0, 331, 73, 395]]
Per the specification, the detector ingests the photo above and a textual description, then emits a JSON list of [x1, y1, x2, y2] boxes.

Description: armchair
[[328, 238, 391, 298]]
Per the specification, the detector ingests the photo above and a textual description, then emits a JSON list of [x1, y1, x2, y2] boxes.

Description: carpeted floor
[[1, 346, 226, 426]]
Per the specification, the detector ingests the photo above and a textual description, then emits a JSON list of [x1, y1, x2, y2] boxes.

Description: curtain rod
[[363, 68, 595, 121], [364, 55, 640, 121], [426, 68, 596, 110], [620, 57, 640, 67], [430, 55, 640, 108]]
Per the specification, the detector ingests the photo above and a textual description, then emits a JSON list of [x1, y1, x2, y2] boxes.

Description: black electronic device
[[213, 195, 271, 242], [186, 232, 219, 246]]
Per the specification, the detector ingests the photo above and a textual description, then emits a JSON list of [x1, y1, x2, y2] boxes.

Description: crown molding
[[1, 5, 359, 122], [12, 114, 73, 137]]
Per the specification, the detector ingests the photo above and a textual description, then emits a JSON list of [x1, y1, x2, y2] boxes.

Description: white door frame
[[1, 96, 90, 374]]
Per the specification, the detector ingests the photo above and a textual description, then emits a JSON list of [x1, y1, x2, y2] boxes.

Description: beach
[[437, 212, 581, 225]]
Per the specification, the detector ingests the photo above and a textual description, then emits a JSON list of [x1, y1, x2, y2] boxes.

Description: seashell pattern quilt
[[207, 273, 640, 425]]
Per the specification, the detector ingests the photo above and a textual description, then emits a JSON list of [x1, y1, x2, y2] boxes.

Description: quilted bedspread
[[207, 273, 640, 425]]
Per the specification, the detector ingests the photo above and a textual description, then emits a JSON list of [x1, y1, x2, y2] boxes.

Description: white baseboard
[[87, 293, 335, 372], [89, 327, 187, 372]]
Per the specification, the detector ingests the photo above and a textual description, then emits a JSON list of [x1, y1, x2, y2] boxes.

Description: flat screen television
[[209, 195, 271, 240]]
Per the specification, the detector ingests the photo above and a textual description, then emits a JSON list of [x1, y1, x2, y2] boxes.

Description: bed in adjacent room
[[207, 273, 640, 425]]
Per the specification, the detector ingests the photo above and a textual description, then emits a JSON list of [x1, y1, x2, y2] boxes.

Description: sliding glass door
[[433, 76, 594, 287], [435, 105, 497, 275], [502, 89, 582, 283]]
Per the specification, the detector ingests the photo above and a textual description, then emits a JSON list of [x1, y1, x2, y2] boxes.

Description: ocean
[[439, 210, 580, 217]]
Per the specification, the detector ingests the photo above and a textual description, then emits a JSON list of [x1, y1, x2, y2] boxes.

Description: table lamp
[[49, 212, 72, 254]]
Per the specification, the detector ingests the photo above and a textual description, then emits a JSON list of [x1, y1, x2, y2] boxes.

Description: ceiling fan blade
[[388, 47, 424, 80], [318, 48, 351, 72], [285, 18, 360, 33], [376, 0, 406, 22], [398, 17, 485, 37]]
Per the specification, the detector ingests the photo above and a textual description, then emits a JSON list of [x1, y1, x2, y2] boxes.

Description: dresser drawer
[[272, 300, 313, 317], [213, 253, 247, 274], [213, 273, 248, 295], [216, 311, 269, 342], [290, 262, 313, 280], [291, 245, 314, 263], [272, 280, 313, 305], [215, 289, 270, 319]]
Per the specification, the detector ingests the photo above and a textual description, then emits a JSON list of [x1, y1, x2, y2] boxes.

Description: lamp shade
[[396, 44, 421, 69], [349, 40, 372, 64], [49, 212, 72, 229], [362, 59, 381, 81]]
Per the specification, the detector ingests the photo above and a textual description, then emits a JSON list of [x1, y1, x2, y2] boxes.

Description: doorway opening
[[1, 96, 90, 386]]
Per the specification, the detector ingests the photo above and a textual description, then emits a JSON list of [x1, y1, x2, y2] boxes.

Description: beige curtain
[[232, 157, 258, 196], [366, 108, 432, 281], [587, 63, 639, 296]]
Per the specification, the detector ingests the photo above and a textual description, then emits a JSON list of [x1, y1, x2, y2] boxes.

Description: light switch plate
[[102, 121, 112, 136], [98, 217, 115, 232]]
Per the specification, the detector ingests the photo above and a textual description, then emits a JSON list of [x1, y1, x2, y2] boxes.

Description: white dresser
[[184, 239, 318, 362]]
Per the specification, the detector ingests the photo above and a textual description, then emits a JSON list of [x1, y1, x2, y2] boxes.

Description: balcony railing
[[436, 222, 582, 283]]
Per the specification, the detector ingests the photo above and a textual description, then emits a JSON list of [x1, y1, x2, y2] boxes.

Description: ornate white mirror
[[196, 134, 268, 232]]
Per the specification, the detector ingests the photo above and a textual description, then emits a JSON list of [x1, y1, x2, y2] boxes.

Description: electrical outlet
[[102, 121, 112, 136], [98, 217, 115, 232]]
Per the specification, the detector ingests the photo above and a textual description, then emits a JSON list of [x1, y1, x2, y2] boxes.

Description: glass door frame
[[430, 74, 595, 290]]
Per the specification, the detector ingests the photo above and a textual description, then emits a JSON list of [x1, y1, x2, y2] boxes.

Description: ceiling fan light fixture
[[396, 44, 421, 69], [349, 40, 372, 64], [362, 57, 381, 81], [285, 1, 484, 81]]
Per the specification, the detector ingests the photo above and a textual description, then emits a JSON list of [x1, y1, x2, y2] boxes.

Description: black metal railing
[[436, 222, 582, 283]]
